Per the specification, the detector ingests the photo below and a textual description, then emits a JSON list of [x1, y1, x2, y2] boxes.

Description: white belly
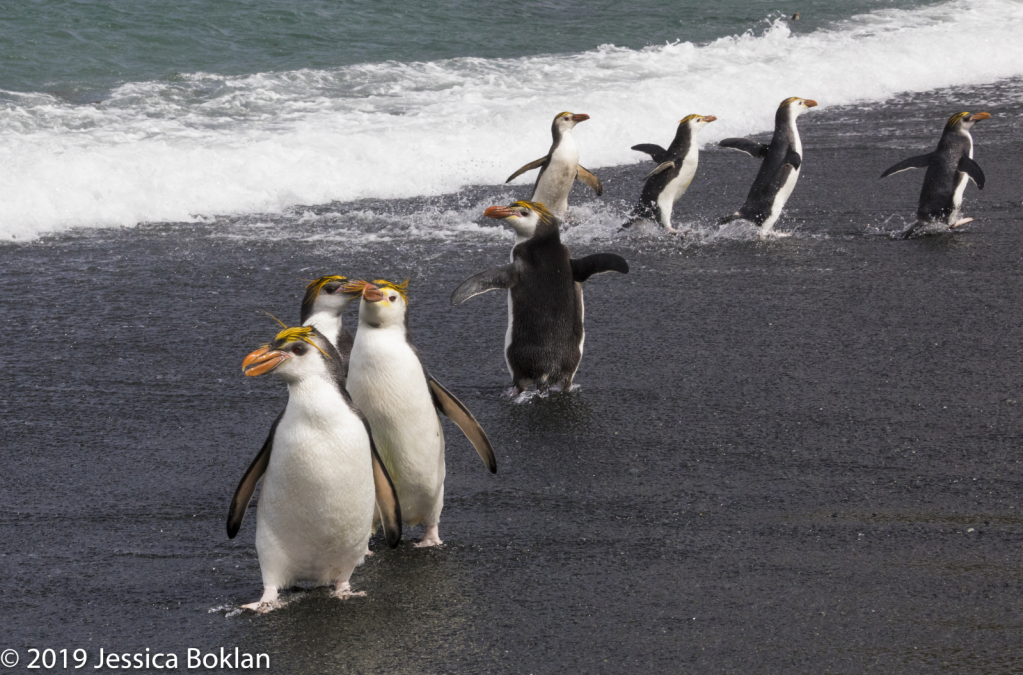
[[531, 136, 579, 216], [656, 156, 698, 229], [762, 166, 800, 233], [347, 328, 445, 526], [950, 136, 974, 220], [255, 383, 375, 589]]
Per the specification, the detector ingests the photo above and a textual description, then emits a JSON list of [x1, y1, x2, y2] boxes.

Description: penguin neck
[[303, 311, 343, 349], [358, 313, 408, 336], [285, 369, 346, 415], [775, 107, 802, 154], [667, 126, 693, 156], [550, 127, 577, 159], [957, 127, 975, 158]]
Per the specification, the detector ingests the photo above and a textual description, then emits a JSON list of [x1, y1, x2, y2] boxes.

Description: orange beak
[[571, 113, 590, 123], [971, 112, 991, 121], [242, 346, 289, 377], [703, 115, 717, 123], [362, 283, 385, 303], [484, 205, 517, 219], [804, 99, 818, 107]]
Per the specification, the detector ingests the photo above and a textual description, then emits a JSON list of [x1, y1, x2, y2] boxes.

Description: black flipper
[[367, 424, 402, 548], [631, 143, 669, 163], [880, 153, 933, 178], [426, 376, 497, 474], [719, 139, 769, 158], [958, 156, 985, 189], [450, 263, 519, 305], [506, 157, 548, 183], [643, 161, 675, 181], [227, 411, 283, 539], [783, 149, 802, 170], [571, 254, 630, 282], [577, 166, 603, 196]]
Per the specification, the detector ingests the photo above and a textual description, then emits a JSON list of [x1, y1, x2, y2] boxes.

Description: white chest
[[532, 134, 579, 214], [256, 378, 375, 576]]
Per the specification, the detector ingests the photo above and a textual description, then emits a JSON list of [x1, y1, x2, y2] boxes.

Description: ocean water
[[3, 1, 1023, 673], [2, 0, 1023, 240]]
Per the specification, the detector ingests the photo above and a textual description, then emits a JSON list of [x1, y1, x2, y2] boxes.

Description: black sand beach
[[2, 83, 1023, 673]]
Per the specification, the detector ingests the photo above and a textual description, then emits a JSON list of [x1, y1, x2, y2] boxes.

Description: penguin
[[505, 112, 603, 217], [300, 275, 356, 358], [718, 97, 817, 234], [343, 279, 497, 548], [623, 114, 717, 233], [227, 274, 359, 547], [230, 326, 402, 612], [880, 111, 990, 239], [451, 201, 629, 393]]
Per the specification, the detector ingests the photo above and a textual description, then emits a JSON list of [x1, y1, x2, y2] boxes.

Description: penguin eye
[[292, 345, 305, 355], [389, 295, 397, 302]]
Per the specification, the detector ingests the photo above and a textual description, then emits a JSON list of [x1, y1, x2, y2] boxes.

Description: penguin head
[[678, 114, 717, 133], [945, 111, 991, 133], [552, 111, 590, 136], [779, 97, 818, 117], [343, 279, 410, 329], [242, 326, 334, 383], [483, 200, 558, 239], [300, 275, 353, 323]]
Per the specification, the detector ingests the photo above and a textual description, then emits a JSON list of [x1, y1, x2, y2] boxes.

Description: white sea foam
[[2, 0, 1022, 241]]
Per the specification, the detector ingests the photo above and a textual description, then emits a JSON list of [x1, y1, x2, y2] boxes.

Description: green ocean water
[[1, 0, 937, 98]]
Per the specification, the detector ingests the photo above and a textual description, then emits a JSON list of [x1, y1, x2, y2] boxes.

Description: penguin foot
[[242, 588, 282, 613], [414, 524, 443, 548], [331, 581, 366, 600], [950, 217, 974, 229]]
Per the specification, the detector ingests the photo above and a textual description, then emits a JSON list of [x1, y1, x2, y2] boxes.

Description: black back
[[508, 217, 582, 389], [631, 124, 695, 221], [739, 106, 801, 224], [917, 129, 972, 222]]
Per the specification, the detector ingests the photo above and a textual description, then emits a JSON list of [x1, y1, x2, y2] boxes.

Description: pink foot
[[413, 524, 443, 548], [332, 580, 366, 600], [242, 587, 281, 613]]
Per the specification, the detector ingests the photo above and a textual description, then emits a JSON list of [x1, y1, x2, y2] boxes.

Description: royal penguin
[[343, 279, 497, 548], [228, 275, 361, 550], [452, 201, 629, 393], [300, 275, 357, 359], [505, 112, 603, 217], [624, 114, 717, 233], [230, 326, 402, 612], [880, 111, 990, 238], [719, 97, 818, 235]]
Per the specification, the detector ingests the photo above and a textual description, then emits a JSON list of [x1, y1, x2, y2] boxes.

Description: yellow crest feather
[[373, 278, 410, 304], [510, 200, 555, 223], [272, 326, 330, 358], [343, 278, 411, 304], [779, 97, 804, 108], [302, 275, 348, 307], [555, 111, 574, 120], [678, 114, 702, 125], [945, 112, 972, 130]]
